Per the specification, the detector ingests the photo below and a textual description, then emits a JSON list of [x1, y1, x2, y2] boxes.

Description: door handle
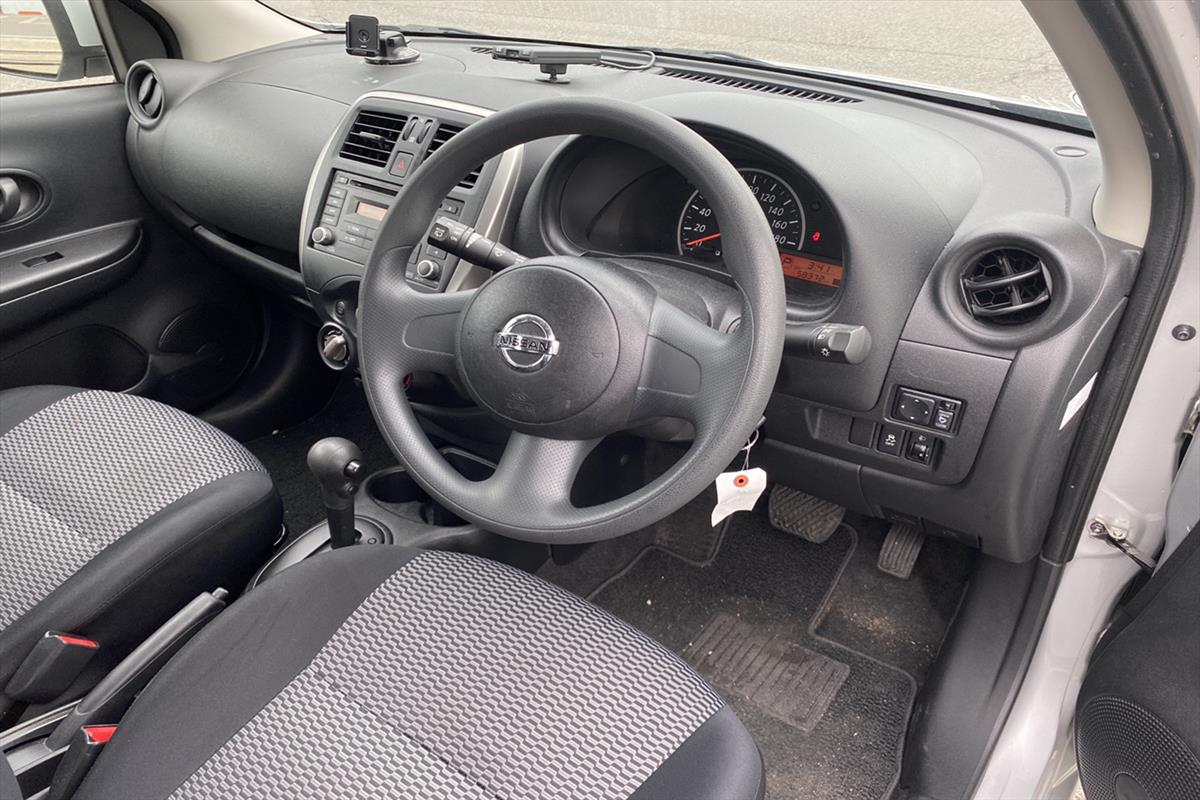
[[0, 177, 20, 224]]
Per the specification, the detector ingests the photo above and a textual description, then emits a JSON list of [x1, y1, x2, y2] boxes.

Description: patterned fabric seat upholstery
[[0, 386, 281, 713], [74, 547, 765, 800]]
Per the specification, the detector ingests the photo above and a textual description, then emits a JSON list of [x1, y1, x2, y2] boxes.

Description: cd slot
[[347, 177, 398, 196]]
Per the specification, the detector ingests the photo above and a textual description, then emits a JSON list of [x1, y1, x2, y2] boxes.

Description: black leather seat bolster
[[630, 706, 766, 800], [0, 471, 282, 709], [0, 747, 19, 800], [75, 547, 420, 800]]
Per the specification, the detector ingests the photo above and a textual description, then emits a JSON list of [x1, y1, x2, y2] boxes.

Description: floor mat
[[813, 519, 972, 684], [243, 378, 396, 536], [589, 512, 922, 800], [684, 612, 850, 734]]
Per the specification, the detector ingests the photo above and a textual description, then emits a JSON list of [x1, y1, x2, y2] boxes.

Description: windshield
[[263, 0, 1081, 118]]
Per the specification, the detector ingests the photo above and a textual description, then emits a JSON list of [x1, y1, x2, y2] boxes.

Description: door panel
[[1075, 526, 1200, 800], [0, 84, 261, 410]]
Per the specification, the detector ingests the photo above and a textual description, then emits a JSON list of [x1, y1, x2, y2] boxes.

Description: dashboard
[[120, 35, 1135, 564]]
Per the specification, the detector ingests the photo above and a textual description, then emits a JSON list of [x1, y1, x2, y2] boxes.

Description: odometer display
[[678, 168, 805, 260], [780, 252, 843, 288]]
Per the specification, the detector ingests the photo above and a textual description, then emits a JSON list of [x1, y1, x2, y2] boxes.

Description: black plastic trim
[[1042, 0, 1194, 564]]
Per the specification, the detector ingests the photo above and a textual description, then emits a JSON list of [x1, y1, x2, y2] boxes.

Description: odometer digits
[[678, 168, 805, 260]]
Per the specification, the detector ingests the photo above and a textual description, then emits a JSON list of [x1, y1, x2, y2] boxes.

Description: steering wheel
[[359, 97, 785, 543]]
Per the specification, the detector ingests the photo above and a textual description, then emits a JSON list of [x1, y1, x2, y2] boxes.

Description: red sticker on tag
[[733, 474, 750, 488]]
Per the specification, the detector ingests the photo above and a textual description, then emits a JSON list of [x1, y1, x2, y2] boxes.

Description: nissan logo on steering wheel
[[494, 314, 561, 370]]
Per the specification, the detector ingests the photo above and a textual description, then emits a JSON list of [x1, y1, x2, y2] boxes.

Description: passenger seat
[[0, 386, 281, 719]]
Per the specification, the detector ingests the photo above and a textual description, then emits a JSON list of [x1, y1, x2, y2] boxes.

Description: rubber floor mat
[[591, 513, 918, 800], [684, 612, 849, 734]]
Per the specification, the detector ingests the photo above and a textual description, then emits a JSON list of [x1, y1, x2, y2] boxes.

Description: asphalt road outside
[[2, 1, 1078, 114], [0, 11, 108, 93]]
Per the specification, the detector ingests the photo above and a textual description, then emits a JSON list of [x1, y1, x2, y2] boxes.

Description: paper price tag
[[711, 467, 767, 526]]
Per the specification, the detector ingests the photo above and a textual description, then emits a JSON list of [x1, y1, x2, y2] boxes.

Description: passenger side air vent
[[426, 123, 483, 189], [657, 68, 860, 104], [960, 248, 1052, 325], [339, 110, 408, 167]]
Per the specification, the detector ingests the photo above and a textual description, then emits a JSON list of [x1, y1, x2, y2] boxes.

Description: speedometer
[[678, 168, 805, 261]]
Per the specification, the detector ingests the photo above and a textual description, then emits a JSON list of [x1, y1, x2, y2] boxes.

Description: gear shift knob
[[307, 437, 365, 549]]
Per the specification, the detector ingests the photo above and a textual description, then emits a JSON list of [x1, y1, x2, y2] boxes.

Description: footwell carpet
[[588, 510, 959, 800]]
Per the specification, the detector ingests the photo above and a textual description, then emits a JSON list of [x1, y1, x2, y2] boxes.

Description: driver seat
[[72, 546, 765, 800]]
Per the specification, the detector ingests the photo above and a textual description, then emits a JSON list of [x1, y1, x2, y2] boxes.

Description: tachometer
[[678, 168, 805, 260]]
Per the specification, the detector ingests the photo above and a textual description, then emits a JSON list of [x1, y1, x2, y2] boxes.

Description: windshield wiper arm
[[304, 21, 485, 36], [397, 24, 486, 37], [637, 47, 772, 69]]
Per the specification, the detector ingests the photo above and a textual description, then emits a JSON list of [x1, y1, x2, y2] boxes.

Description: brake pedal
[[878, 523, 926, 579], [768, 485, 845, 544]]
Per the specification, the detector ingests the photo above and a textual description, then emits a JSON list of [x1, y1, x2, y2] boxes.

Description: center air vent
[[426, 123, 482, 189], [960, 248, 1052, 325], [339, 110, 408, 167]]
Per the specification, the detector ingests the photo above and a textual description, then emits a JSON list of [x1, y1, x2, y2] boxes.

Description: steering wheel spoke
[[632, 297, 746, 430], [484, 433, 600, 519], [369, 250, 475, 375]]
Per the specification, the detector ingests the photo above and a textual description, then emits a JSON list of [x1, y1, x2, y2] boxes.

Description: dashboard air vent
[[657, 68, 860, 104], [134, 71, 163, 119], [339, 110, 408, 167], [426, 123, 482, 189], [960, 248, 1052, 325]]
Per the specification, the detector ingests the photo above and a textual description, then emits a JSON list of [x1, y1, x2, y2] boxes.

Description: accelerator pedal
[[768, 485, 845, 544], [877, 523, 926, 579]]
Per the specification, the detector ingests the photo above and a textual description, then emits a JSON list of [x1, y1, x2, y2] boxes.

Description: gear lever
[[307, 437, 365, 549]]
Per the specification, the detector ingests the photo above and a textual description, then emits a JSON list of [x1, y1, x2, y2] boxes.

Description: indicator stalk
[[427, 216, 527, 271]]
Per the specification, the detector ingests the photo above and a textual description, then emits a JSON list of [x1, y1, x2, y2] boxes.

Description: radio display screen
[[355, 199, 388, 221]]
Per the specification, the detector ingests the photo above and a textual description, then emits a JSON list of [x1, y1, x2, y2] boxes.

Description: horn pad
[[457, 264, 620, 426]]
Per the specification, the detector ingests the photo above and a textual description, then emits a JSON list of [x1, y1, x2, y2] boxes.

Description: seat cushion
[[76, 547, 764, 800], [0, 387, 281, 707]]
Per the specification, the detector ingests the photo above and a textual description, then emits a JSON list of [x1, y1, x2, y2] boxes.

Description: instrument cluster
[[548, 138, 846, 306]]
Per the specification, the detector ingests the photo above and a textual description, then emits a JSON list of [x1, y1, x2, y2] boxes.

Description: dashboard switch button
[[895, 390, 935, 426], [416, 259, 441, 281], [906, 432, 935, 465], [390, 148, 416, 178], [877, 425, 905, 456], [933, 409, 955, 431]]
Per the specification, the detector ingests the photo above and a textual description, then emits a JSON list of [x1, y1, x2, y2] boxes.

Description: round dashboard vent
[[960, 248, 1052, 325], [126, 64, 163, 127], [135, 72, 162, 118]]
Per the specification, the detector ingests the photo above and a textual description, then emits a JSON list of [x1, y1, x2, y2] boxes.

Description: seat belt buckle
[[47, 724, 117, 800], [5, 632, 99, 704]]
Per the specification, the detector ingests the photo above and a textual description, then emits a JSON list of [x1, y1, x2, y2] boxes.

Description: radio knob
[[416, 259, 441, 280], [311, 226, 335, 245]]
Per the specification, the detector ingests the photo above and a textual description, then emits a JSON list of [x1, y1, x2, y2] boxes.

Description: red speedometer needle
[[684, 233, 722, 247]]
